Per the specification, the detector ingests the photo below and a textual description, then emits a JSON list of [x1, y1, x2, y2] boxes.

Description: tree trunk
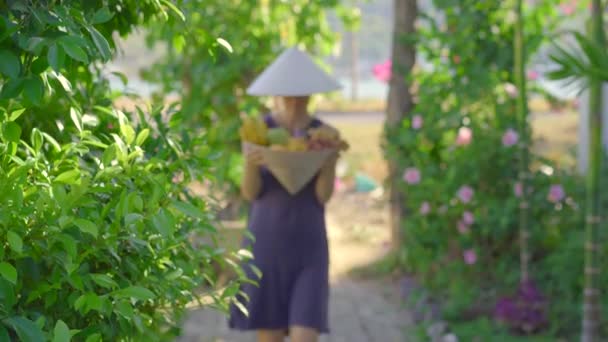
[[514, 0, 530, 285], [581, 1, 604, 341], [385, 0, 417, 250]]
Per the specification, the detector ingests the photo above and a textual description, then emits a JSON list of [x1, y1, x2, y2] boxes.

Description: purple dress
[[228, 115, 330, 333]]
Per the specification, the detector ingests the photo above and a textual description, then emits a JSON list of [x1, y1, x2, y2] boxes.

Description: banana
[[240, 116, 269, 146]]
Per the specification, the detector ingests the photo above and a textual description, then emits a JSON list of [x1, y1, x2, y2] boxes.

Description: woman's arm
[[241, 150, 264, 201], [315, 153, 338, 204]]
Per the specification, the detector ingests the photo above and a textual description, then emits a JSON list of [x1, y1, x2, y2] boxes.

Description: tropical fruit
[[307, 126, 349, 151], [239, 116, 268, 145], [286, 137, 308, 152], [267, 127, 290, 145]]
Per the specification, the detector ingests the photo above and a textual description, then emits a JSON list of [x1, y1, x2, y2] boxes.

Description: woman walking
[[228, 47, 342, 342]]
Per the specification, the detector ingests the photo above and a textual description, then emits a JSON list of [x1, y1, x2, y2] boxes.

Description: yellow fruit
[[287, 137, 307, 151], [240, 116, 269, 145], [270, 144, 287, 151]]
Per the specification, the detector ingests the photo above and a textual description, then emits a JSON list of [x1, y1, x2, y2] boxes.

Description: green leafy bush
[[388, 0, 608, 338], [0, 1, 246, 340], [0, 104, 234, 341]]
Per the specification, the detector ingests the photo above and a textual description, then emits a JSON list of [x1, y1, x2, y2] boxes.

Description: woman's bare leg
[[257, 330, 284, 342], [290, 326, 318, 342]]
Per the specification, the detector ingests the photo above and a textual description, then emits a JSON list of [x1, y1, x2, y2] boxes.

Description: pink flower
[[462, 211, 475, 225], [403, 167, 421, 185], [372, 60, 392, 83], [502, 128, 519, 147], [504, 83, 518, 98], [419, 201, 431, 215], [334, 178, 345, 192], [452, 55, 461, 64], [457, 185, 474, 203], [560, 3, 575, 15], [456, 127, 473, 146], [457, 221, 470, 234], [548, 184, 566, 203], [514, 182, 523, 197], [412, 115, 423, 130], [107, 123, 114, 130], [527, 70, 539, 81], [463, 249, 477, 265]]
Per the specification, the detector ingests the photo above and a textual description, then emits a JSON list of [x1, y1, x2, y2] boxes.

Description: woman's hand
[[241, 148, 264, 201], [245, 148, 265, 168], [315, 151, 340, 204], [325, 150, 340, 167]]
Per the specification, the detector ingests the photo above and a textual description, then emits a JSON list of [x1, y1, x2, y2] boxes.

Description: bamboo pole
[[514, 0, 530, 284], [581, 1, 604, 340]]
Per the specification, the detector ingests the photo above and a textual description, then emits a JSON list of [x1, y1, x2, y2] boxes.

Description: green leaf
[[70, 107, 82, 132], [42, 132, 61, 151], [55, 169, 80, 184], [115, 301, 135, 320], [58, 37, 88, 63], [120, 123, 136, 145], [135, 128, 150, 146], [47, 44, 65, 71], [91, 7, 114, 24], [7, 231, 23, 253], [25, 37, 46, 53], [9, 108, 26, 121], [31, 56, 48, 74], [53, 72, 72, 92], [160, 0, 185, 21], [56, 234, 77, 259], [0, 262, 16, 285], [0, 325, 9, 342], [173, 34, 186, 53], [114, 286, 155, 301], [0, 50, 21, 78], [31, 128, 43, 152], [3, 122, 21, 143], [87, 26, 111, 61], [85, 333, 102, 342], [0, 78, 24, 99], [74, 293, 102, 314], [216, 38, 233, 53], [111, 71, 128, 86], [0, 278, 16, 309], [166, 268, 183, 281], [90, 274, 118, 289], [73, 219, 98, 238], [4, 316, 45, 342], [221, 283, 240, 298], [171, 200, 206, 220], [151, 209, 174, 237], [52, 320, 70, 342], [23, 76, 45, 105]]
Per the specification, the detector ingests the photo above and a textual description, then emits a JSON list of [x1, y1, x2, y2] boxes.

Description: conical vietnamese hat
[[247, 47, 342, 96]]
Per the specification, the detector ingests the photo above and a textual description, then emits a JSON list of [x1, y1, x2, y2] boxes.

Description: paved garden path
[[177, 193, 414, 342]]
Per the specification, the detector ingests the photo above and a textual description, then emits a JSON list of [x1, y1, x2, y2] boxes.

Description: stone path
[[178, 279, 412, 342], [177, 193, 414, 342]]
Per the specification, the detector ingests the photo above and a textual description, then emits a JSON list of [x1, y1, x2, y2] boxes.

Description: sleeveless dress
[[228, 115, 330, 334]]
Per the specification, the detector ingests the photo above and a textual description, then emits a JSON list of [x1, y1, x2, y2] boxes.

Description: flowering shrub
[[386, 0, 608, 338]]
